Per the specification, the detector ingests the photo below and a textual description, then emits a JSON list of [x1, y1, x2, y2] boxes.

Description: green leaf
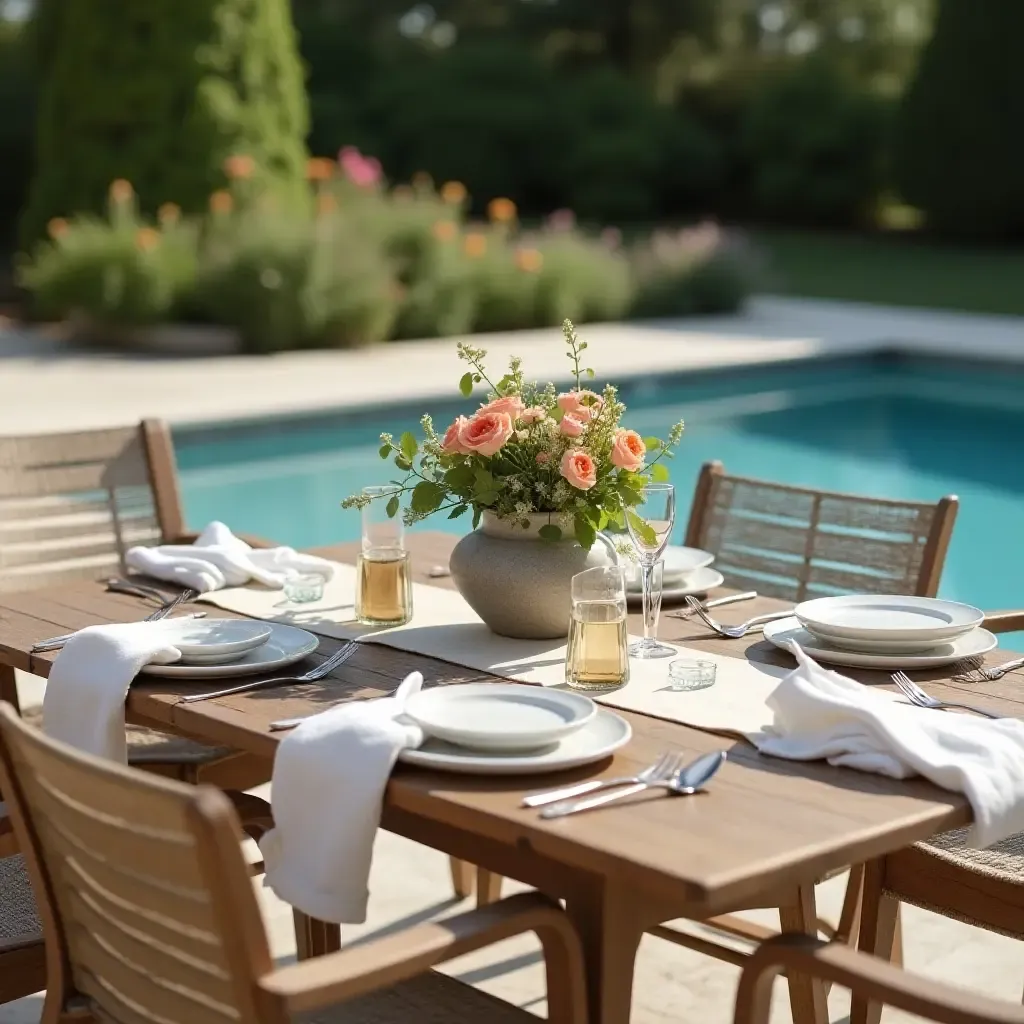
[[650, 462, 671, 483], [400, 432, 418, 461], [394, 455, 412, 471], [626, 509, 657, 548], [472, 507, 482, 529], [497, 374, 515, 393], [573, 515, 596, 551], [411, 481, 445, 514], [643, 437, 662, 451], [474, 467, 495, 491], [538, 524, 562, 542], [385, 495, 400, 518], [378, 443, 391, 460], [459, 372, 474, 397], [445, 464, 474, 491], [585, 367, 595, 378], [448, 504, 469, 520]]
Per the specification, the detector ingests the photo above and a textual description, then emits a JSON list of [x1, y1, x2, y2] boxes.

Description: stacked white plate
[[624, 545, 722, 604], [763, 595, 996, 669]]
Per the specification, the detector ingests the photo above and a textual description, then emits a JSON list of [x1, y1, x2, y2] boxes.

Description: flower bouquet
[[343, 320, 684, 638]]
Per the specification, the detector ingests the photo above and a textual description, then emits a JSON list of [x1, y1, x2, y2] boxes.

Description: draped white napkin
[[259, 672, 425, 924], [125, 521, 336, 594], [42, 623, 182, 761], [758, 646, 1024, 848]]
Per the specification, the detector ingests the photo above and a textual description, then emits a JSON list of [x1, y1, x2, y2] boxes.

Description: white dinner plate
[[154, 618, 273, 659], [140, 623, 319, 678], [795, 595, 983, 643], [799, 628, 957, 655], [627, 567, 724, 606], [398, 708, 631, 775], [404, 683, 596, 751], [763, 617, 997, 670], [624, 546, 715, 591]]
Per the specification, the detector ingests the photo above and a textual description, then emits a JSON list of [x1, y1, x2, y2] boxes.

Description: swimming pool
[[175, 354, 1024, 618]]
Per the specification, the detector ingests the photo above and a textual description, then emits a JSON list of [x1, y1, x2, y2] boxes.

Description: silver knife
[[666, 591, 757, 620]]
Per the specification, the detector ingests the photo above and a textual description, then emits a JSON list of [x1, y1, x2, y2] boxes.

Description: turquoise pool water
[[175, 355, 1023, 617]]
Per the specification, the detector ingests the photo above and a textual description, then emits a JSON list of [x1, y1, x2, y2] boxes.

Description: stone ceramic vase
[[449, 511, 618, 640]]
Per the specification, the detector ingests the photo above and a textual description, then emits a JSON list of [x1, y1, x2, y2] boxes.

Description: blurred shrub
[[740, 59, 891, 227], [17, 190, 198, 326], [630, 224, 754, 318], [895, 1, 1024, 241], [20, 0, 310, 248]]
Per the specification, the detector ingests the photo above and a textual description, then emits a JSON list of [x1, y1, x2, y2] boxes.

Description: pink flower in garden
[[610, 429, 646, 472], [560, 449, 597, 491], [458, 411, 515, 457], [548, 208, 576, 232], [560, 414, 585, 438], [478, 395, 526, 420], [535, 451, 551, 465], [521, 406, 546, 424], [441, 416, 471, 454], [338, 146, 382, 188]]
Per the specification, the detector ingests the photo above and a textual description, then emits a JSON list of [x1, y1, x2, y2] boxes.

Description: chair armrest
[[257, 892, 586, 1020], [735, 935, 1023, 1024], [171, 532, 280, 549], [982, 611, 1024, 634]]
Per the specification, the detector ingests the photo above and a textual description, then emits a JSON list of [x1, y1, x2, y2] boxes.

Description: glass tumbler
[[355, 486, 413, 626], [565, 565, 629, 691]]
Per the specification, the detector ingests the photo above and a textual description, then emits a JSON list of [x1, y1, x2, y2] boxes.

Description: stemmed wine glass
[[625, 482, 676, 658]]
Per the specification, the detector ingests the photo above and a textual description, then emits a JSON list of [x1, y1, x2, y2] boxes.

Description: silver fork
[[522, 751, 681, 808], [953, 656, 1024, 683], [31, 590, 197, 652], [685, 596, 793, 638], [180, 641, 360, 703], [666, 591, 757, 621], [891, 671, 1003, 719]]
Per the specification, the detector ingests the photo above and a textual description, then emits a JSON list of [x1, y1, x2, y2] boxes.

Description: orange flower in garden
[[316, 192, 338, 216], [441, 180, 467, 204], [209, 190, 233, 214], [157, 202, 181, 226], [223, 153, 255, 180], [109, 179, 134, 203], [47, 217, 69, 239], [514, 248, 543, 273], [306, 157, 335, 181], [488, 197, 516, 223], [463, 232, 487, 258], [135, 227, 160, 252], [432, 220, 457, 242]]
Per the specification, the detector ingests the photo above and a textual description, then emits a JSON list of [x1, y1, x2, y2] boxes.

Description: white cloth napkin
[[42, 623, 182, 762], [125, 521, 336, 594], [259, 672, 425, 924], [757, 646, 1024, 849]]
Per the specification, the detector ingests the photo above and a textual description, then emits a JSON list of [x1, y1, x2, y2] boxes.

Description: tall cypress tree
[[894, 1, 1024, 240], [20, 0, 309, 247]]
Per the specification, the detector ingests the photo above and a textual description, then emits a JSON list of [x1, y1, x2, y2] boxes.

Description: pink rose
[[521, 406, 546, 424], [556, 390, 603, 418], [458, 411, 515, 457], [479, 395, 525, 420], [610, 429, 646, 471], [441, 416, 470, 454], [560, 414, 585, 438], [535, 451, 550, 465], [560, 449, 597, 491]]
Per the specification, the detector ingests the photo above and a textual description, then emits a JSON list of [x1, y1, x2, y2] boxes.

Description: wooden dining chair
[[0, 702, 588, 1024], [684, 461, 959, 602], [641, 461, 960, 1024], [0, 806, 46, 1008], [737, 933, 1022, 1024], [850, 609, 1024, 1024]]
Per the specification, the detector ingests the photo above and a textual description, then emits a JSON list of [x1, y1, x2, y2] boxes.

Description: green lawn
[[752, 230, 1024, 317]]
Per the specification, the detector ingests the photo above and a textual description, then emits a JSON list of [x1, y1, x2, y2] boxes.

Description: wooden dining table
[[2, 532, 1022, 1024]]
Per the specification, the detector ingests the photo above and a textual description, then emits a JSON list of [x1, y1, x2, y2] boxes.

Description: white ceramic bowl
[[404, 683, 597, 752], [156, 618, 273, 660], [624, 545, 715, 590]]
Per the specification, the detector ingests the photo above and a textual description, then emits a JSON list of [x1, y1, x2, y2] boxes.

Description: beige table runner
[[200, 563, 790, 742]]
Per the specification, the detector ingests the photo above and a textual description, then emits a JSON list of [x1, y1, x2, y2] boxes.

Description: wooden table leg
[[564, 878, 646, 1024], [779, 884, 829, 1024], [850, 859, 900, 1024], [449, 857, 475, 899], [293, 910, 341, 960]]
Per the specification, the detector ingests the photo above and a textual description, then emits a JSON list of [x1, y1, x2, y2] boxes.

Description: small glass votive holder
[[283, 573, 327, 604], [668, 658, 716, 692]]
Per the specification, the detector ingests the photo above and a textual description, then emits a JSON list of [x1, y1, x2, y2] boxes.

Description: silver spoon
[[540, 750, 726, 818]]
